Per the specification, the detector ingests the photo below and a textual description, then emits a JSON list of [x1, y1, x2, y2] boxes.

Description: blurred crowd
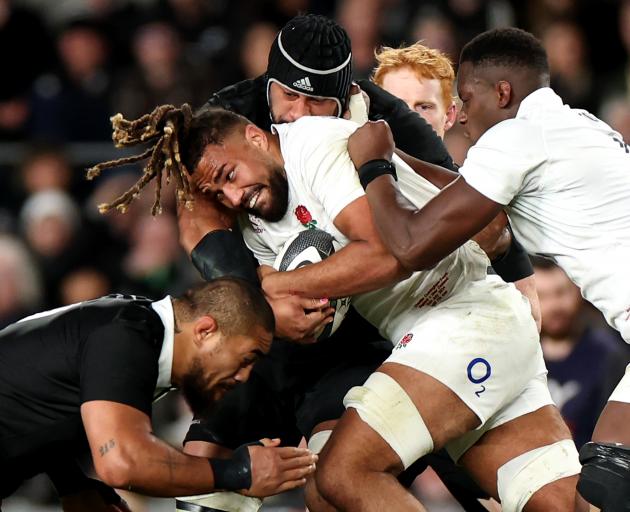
[[1, 0, 629, 510]]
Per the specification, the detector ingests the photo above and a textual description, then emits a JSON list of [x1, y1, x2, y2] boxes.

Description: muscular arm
[[82, 401, 218, 497], [82, 402, 316, 498], [262, 196, 410, 299], [365, 174, 502, 271]]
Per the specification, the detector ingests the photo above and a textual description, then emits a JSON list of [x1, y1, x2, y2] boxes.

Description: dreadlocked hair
[[86, 103, 194, 215], [86, 104, 249, 216]]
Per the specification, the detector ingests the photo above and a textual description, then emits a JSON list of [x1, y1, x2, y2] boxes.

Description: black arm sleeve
[[489, 224, 534, 282], [206, 74, 272, 130], [190, 229, 260, 285], [80, 308, 162, 416], [357, 79, 457, 171]]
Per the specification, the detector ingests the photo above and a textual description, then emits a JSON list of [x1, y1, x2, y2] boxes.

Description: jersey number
[[578, 112, 629, 154]]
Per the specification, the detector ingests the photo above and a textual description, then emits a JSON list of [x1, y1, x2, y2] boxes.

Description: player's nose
[[223, 185, 244, 208], [286, 98, 309, 121], [234, 364, 253, 383]]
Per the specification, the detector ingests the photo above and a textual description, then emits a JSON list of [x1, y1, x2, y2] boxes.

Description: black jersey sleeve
[[80, 306, 162, 416], [357, 79, 456, 171], [206, 74, 272, 130]]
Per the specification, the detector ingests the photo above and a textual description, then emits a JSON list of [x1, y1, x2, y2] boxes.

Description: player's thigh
[[460, 405, 579, 511], [378, 362, 480, 450], [332, 361, 479, 480]]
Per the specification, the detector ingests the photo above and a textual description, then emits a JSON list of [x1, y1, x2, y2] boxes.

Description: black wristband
[[358, 159, 397, 190], [191, 229, 260, 285], [208, 441, 262, 491], [490, 224, 533, 282]]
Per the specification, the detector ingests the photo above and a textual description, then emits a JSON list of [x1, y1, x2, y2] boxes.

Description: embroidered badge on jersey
[[395, 333, 414, 350], [295, 205, 318, 229]]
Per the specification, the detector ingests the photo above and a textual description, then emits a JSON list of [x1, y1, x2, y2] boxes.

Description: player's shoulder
[[96, 295, 164, 341], [476, 117, 545, 154], [274, 116, 357, 149]]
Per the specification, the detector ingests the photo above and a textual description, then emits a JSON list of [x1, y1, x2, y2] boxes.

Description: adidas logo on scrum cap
[[292, 77, 314, 92]]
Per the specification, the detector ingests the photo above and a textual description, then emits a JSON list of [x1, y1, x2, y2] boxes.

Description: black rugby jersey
[[0, 295, 165, 464]]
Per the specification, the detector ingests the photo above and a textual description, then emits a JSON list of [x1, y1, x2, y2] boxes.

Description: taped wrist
[[191, 230, 259, 285], [490, 224, 533, 282], [359, 159, 397, 190], [208, 442, 262, 491]]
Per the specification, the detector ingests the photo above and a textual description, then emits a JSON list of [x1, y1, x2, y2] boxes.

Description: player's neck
[[267, 132, 285, 168]]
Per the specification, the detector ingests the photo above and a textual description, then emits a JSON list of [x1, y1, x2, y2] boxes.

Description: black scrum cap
[[267, 14, 353, 116]]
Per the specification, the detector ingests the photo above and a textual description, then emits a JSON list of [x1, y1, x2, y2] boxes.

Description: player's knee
[[304, 475, 336, 512], [497, 439, 581, 512], [315, 444, 355, 506], [578, 442, 630, 512]]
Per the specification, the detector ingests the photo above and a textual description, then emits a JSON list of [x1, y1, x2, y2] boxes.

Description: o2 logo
[[467, 358, 491, 397]]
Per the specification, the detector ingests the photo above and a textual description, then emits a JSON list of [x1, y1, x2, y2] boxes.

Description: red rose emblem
[[395, 333, 413, 350], [295, 205, 312, 224]]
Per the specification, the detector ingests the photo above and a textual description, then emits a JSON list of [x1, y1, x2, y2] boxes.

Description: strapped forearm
[[191, 230, 260, 285]]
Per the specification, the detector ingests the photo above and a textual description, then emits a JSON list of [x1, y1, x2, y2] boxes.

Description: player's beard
[[180, 358, 219, 418], [248, 164, 289, 222]]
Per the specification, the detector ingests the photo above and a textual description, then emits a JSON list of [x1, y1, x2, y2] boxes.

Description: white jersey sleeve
[[458, 118, 548, 205], [276, 117, 365, 222]]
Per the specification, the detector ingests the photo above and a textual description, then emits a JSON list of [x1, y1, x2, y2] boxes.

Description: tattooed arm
[[81, 401, 315, 498]]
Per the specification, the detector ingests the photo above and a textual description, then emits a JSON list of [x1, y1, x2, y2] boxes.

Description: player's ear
[[496, 80, 512, 109], [444, 101, 457, 132], [244, 123, 269, 151], [193, 315, 219, 348]]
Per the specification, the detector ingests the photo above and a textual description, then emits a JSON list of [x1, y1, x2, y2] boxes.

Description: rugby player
[[135, 104, 581, 511], [372, 42, 458, 139], [348, 27, 630, 511], [0, 279, 316, 507]]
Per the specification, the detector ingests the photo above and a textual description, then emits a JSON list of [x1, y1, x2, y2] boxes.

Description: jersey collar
[[151, 295, 175, 389], [517, 87, 563, 119]]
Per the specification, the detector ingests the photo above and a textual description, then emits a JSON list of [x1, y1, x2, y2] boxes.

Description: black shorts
[[184, 308, 391, 448]]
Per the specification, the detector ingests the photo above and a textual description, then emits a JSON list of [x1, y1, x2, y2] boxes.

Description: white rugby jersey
[[240, 116, 489, 342], [458, 87, 630, 340]]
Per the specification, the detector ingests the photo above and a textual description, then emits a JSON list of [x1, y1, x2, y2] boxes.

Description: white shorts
[[446, 371, 554, 461], [386, 277, 551, 459]]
